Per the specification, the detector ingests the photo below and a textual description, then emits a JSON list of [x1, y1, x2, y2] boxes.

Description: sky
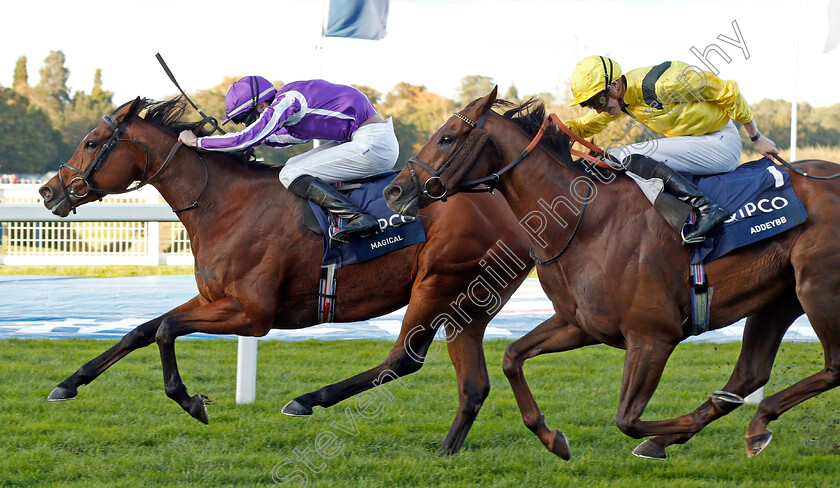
[[1, 0, 838, 113]]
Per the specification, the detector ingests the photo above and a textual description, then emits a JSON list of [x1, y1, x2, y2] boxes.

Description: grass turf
[[1, 338, 837, 487]]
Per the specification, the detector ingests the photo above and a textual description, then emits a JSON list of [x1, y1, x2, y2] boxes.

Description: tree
[[58, 69, 116, 147], [0, 88, 64, 173], [456, 75, 496, 107], [31, 51, 71, 123], [503, 84, 520, 104], [12, 56, 29, 94], [381, 83, 455, 150]]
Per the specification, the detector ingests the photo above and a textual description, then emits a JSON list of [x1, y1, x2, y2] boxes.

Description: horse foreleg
[[48, 295, 204, 402], [635, 288, 801, 460], [502, 315, 600, 460], [438, 322, 490, 455], [155, 297, 257, 424]]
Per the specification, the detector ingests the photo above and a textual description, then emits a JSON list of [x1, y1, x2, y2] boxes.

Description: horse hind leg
[[635, 287, 801, 460], [48, 295, 204, 402], [746, 264, 840, 457], [502, 314, 600, 460], [281, 304, 440, 418]]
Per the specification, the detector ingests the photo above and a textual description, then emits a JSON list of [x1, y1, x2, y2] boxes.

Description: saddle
[[635, 158, 809, 336], [632, 158, 808, 263], [301, 171, 427, 267]]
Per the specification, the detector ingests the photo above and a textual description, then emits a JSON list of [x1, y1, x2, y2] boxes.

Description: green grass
[[1, 339, 837, 487]]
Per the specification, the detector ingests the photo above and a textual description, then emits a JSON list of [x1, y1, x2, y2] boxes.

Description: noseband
[[404, 112, 499, 201], [404, 110, 561, 201], [404, 111, 594, 265], [56, 113, 209, 214]]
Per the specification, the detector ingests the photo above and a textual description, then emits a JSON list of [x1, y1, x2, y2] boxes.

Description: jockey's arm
[[564, 110, 621, 139], [183, 93, 300, 152], [742, 119, 779, 159], [695, 71, 779, 158]]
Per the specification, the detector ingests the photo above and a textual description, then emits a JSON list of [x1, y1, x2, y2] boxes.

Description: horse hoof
[[745, 430, 773, 458], [548, 430, 571, 461], [633, 440, 667, 460], [47, 385, 78, 402], [282, 399, 313, 417], [189, 395, 209, 425]]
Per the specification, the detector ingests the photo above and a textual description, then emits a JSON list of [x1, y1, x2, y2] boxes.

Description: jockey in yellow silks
[[565, 55, 778, 244]]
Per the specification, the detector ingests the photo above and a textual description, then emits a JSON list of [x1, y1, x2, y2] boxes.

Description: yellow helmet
[[569, 55, 622, 106]]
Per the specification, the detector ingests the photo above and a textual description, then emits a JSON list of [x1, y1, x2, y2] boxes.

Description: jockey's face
[[593, 80, 624, 116]]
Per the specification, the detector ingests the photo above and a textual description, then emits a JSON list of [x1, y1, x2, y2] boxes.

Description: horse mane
[[140, 97, 217, 137], [497, 98, 583, 172], [139, 96, 251, 166]]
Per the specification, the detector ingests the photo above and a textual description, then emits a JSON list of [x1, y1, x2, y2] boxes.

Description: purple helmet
[[223, 76, 277, 124]]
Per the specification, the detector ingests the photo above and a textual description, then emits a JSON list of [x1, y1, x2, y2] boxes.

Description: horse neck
[[141, 132, 290, 232], [487, 116, 592, 222]]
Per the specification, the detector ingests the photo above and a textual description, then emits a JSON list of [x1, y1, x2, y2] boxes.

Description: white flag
[[825, 0, 840, 53]]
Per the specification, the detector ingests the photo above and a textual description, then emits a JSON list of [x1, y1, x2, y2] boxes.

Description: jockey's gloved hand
[[753, 136, 778, 160]]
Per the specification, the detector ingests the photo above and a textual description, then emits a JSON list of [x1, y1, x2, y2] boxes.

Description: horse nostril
[[39, 186, 52, 202], [385, 184, 402, 199]]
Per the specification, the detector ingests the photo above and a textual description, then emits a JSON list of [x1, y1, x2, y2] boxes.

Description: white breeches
[[279, 118, 399, 186], [606, 121, 743, 176]]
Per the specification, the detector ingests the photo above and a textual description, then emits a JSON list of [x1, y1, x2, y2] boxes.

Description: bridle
[[56, 112, 209, 214], [403, 109, 595, 265], [404, 110, 567, 200], [403, 112, 500, 201]]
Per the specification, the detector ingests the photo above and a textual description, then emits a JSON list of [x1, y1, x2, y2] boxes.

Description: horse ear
[[112, 97, 144, 125], [127, 97, 144, 118], [474, 85, 498, 117]]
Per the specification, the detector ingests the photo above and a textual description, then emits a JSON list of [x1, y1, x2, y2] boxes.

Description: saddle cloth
[[306, 171, 427, 267], [687, 158, 808, 264]]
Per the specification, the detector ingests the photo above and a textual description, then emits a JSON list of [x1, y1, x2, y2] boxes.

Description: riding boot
[[288, 175, 380, 244], [624, 154, 729, 244]]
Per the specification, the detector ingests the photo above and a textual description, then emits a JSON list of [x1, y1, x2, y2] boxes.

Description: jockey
[[179, 76, 399, 244], [565, 56, 778, 244]]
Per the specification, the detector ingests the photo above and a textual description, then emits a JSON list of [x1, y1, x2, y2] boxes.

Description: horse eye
[[440, 135, 454, 145], [85, 140, 97, 149]]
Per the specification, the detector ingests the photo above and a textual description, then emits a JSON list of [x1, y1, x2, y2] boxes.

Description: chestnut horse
[[38, 97, 534, 455], [384, 87, 840, 460]]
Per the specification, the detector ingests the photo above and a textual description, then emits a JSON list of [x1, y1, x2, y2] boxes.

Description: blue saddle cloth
[[688, 158, 808, 264], [309, 171, 427, 267]]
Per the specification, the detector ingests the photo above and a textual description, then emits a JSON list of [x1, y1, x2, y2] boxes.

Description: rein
[[407, 110, 600, 264], [57, 114, 211, 214], [529, 183, 592, 265], [771, 153, 840, 180]]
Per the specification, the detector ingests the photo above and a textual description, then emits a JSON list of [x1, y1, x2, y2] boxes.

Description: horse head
[[384, 87, 500, 217], [39, 97, 194, 217]]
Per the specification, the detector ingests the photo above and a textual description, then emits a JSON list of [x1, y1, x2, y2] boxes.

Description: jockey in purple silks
[[179, 77, 399, 244]]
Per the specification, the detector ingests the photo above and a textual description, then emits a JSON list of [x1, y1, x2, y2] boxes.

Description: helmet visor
[[582, 90, 610, 110], [231, 107, 259, 126]]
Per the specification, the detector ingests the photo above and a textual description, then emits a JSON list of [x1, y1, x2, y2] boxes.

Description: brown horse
[[384, 87, 840, 460], [38, 97, 534, 455]]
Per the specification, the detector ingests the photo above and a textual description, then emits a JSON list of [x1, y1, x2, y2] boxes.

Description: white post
[[745, 386, 764, 405], [790, 0, 801, 161], [236, 336, 259, 404]]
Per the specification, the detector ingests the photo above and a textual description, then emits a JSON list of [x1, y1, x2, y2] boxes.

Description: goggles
[[231, 108, 260, 126], [583, 90, 610, 109]]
